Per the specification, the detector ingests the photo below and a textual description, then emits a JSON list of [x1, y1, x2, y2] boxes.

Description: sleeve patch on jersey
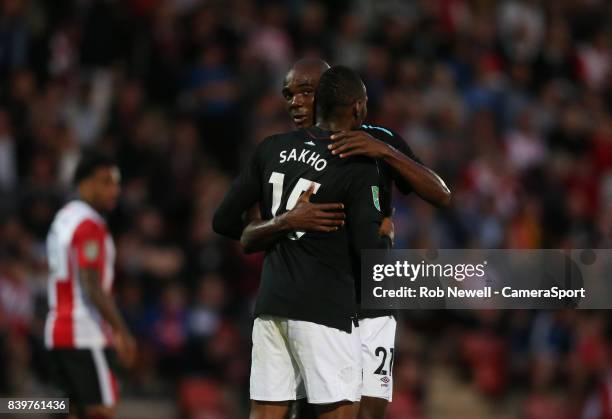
[[84, 240, 100, 261], [371, 186, 381, 212]]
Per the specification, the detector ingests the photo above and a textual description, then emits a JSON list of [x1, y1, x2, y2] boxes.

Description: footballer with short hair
[[241, 59, 451, 419], [45, 152, 135, 419]]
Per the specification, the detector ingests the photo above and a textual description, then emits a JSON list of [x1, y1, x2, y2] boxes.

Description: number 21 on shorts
[[374, 347, 394, 376]]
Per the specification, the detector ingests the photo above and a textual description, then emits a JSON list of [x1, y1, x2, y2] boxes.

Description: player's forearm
[[381, 146, 451, 207], [240, 215, 292, 254], [80, 269, 130, 335], [92, 291, 130, 335]]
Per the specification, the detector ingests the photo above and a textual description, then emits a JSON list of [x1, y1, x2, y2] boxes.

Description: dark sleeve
[[344, 158, 387, 252], [212, 141, 266, 240], [383, 129, 422, 195]]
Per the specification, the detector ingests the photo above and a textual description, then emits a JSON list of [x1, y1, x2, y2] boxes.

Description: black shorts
[[47, 348, 119, 408]]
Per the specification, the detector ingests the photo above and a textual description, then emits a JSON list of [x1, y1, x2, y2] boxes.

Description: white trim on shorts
[[91, 348, 115, 406]]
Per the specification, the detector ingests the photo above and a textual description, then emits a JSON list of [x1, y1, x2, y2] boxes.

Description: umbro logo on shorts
[[380, 376, 390, 383]]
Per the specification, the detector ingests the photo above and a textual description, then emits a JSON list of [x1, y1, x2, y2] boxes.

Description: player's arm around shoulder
[[329, 128, 451, 207], [328, 129, 393, 160]]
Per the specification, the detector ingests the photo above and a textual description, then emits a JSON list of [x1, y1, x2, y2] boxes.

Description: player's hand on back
[[283, 184, 345, 233], [379, 217, 395, 246], [329, 130, 391, 159]]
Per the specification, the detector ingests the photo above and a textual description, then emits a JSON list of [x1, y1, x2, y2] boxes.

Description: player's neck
[[315, 119, 356, 133], [77, 192, 101, 213]]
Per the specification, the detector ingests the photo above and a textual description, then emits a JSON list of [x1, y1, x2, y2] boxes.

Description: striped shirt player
[[45, 153, 134, 419], [45, 200, 115, 349]]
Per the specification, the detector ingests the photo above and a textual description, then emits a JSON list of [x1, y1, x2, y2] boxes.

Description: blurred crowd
[[0, 0, 611, 418]]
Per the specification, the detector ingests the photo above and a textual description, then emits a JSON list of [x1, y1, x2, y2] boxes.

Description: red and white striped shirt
[[45, 200, 116, 349]]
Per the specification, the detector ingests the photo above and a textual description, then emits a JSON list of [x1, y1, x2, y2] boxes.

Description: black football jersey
[[213, 126, 387, 332]]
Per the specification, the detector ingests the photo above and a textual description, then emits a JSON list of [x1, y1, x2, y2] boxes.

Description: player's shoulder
[[339, 154, 379, 176], [361, 123, 407, 146], [361, 124, 398, 140], [257, 130, 304, 151], [54, 200, 106, 233], [361, 123, 418, 159]]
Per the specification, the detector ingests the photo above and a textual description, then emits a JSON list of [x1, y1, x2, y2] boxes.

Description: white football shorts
[[250, 315, 362, 404]]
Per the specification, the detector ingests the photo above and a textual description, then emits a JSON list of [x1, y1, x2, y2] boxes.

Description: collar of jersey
[[302, 126, 334, 141]]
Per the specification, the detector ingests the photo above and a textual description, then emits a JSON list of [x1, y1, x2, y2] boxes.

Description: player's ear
[[354, 99, 367, 123], [352, 100, 360, 119]]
